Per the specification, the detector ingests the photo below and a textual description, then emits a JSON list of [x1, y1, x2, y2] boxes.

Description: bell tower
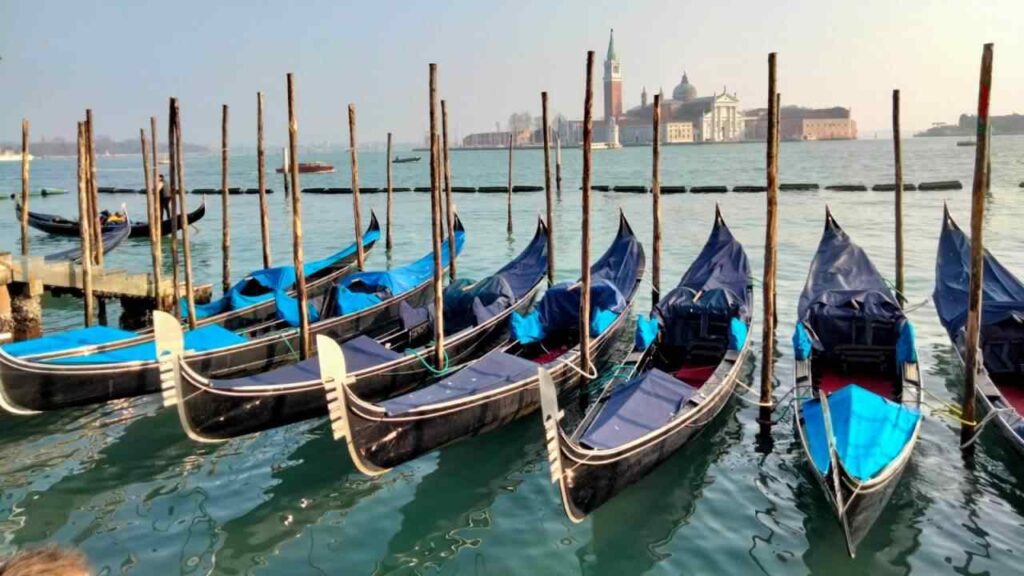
[[603, 29, 622, 121]]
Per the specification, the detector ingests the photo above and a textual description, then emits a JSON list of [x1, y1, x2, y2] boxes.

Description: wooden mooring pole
[[20, 119, 29, 256], [173, 99, 197, 329], [962, 43, 994, 448], [893, 89, 905, 305], [168, 101, 181, 319], [652, 93, 662, 306], [221, 104, 231, 292], [282, 147, 291, 198], [580, 50, 594, 377], [441, 100, 456, 280], [85, 110, 102, 268], [542, 91, 555, 284], [556, 132, 563, 196], [347, 104, 366, 270], [506, 133, 514, 236], [140, 128, 160, 304], [257, 92, 272, 269], [386, 132, 394, 254], [150, 116, 163, 310], [428, 63, 446, 369], [760, 53, 779, 416], [77, 123, 94, 327], [287, 73, 311, 359]]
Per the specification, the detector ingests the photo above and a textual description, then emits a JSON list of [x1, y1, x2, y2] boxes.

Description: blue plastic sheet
[[47, 325, 247, 365], [802, 384, 920, 481], [511, 279, 626, 345], [729, 317, 748, 351], [2, 326, 136, 358], [634, 314, 660, 351], [511, 309, 546, 344], [591, 309, 618, 336], [275, 290, 322, 327], [896, 321, 918, 364], [792, 322, 813, 361]]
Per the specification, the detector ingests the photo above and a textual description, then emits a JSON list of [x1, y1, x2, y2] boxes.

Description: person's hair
[[0, 546, 90, 575], [158, 174, 165, 181]]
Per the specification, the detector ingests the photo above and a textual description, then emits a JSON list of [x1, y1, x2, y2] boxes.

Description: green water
[[1, 137, 1023, 575]]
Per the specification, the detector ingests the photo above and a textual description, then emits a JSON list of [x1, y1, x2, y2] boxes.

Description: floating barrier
[[512, 185, 544, 192], [661, 185, 686, 194], [824, 184, 868, 192], [917, 180, 963, 191], [780, 183, 819, 191], [477, 186, 508, 193], [392, 187, 412, 192], [690, 186, 729, 194], [613, 185, 648, 193], [452, 186, 476, 193], [872, 183, 917, 191], [592, 185, 611, 192], [194, 188, 276, 195], [733, 185, 766, 193], [413, 186, 432, 192], [6, 189, 68, 200]]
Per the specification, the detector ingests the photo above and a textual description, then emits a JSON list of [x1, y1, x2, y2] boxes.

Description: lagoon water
[[0, 136, 1023, 575]]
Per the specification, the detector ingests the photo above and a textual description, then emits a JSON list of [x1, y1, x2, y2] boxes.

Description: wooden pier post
[[386, 132, 394, 254], [287, 73, 311, 359], [150, 116, 163, 310], [506, 133, 514, 236], [347, 104, 366, 270], [85, 110, 103, 268], [20, 119, 29, 256], [760, 53, 779, 414], [168, 101, 181, 319], [893, 89, 905, 305], [580, 51, 595, 377], [140, 128, 160, 305], [556, 132, 563, 196], [652, 93, 662, 306], [962, 43, 994, 447], [221, 104, 231, 292], [428, 63, 445, 369], [173, 99, 198, 328], [542, 92, 555, 284], [441, 100, 457, 280], [77, 122, 94, 328], [257, 92, 272, 269]]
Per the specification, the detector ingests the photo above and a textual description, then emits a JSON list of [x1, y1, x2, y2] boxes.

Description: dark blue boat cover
[[934, 210, 1024, 374], [655, 210, 751, 348], [192, 213, 381, 319], [580, 368, 697, 449], [797, 213, 904, 353], [380, 349, 538, 415]]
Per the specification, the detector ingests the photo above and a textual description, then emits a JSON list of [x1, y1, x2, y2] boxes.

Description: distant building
[[744, 106, 857, 141], [462, 128, 533, 148], [916, 113, 1024, 137], [617, 74, 743, 143]]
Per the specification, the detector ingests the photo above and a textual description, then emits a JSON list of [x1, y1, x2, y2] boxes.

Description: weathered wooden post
[[221, 104, 231, 292], [347, 104, 366, 270], [287, 73, 311, 359], [140, 128, 160, 306], [962, 43, 995, 447], [893, 89, 905, 305], [441, 100, 457, 280], [428, 63, 445, 369], [20, 119, 29, 256], [580, 50, 595, 377], [282, 146, 291, 198], [386, 132, 394, 254], [168, 101, 181, 319], [257, 92, 272, 269], [542, 91, 555, 284], [760, 53, 779, 415], [150, 116, 163, 311], [652, 93, 662, 305], [173, 99, 198, 328], [506, 133, 514, 236], [77, 122, 94, 328], [85, 110, 102, 268], [556, 132, 563, 196]]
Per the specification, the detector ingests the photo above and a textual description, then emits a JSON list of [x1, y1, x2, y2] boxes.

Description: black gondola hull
[[21, 202, 207, 238]]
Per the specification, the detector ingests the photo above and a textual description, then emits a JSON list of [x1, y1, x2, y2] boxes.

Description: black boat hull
[[20, 202, 207, 239]]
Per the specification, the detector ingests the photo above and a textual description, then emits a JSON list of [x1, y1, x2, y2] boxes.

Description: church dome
[[672, 73, 697, 102]]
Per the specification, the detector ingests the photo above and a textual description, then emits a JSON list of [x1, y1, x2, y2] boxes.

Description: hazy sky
[[1, 0, 1021, 146]]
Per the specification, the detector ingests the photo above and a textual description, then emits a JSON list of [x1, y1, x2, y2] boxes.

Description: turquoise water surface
[[0, 136, 1023, 575]]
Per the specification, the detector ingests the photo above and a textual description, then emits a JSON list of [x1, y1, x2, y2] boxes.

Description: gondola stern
[[154, 310, 184, 409], [317, 335, 390, 477], [538, 366, 588, 523], [0, 349, 42, 416]]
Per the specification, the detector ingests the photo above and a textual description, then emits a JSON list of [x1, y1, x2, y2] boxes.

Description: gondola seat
[[380, 350, 537, 416], [802, 384, 920, 481], [580, 369, 697, 449]]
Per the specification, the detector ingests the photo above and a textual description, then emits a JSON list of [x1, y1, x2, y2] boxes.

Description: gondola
[[537, 207, 752, 522], [0, 214, 392, 415], [18, 200, 207, 239], [161, 217, 547, 442], [318, 213, 644, 475], [791, 209, 922, 557], [42, 212, 132, 263], [934, 207, 1024, 454]]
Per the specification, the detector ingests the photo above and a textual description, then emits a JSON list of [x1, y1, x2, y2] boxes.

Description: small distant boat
[[0, 150, 32, 162], [42, 212, 132, 263], [393, 156, 421, 164], [275, 161, 335, 174], [18, 201, 206, 239], [956, 140, 976, 147]]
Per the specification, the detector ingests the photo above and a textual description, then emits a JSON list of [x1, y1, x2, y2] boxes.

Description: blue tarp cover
[[896, 321, 918, 364], [729, 317, 748, 351], [793, 322, 813, 361], [3, 325, 136, 358], [46, 325, 247, 365], [798, 213, 904, 353], [381, 349, 538, 415], [511, 279, 625, 344], [580, 368, 697, 449], [192, 216, 381, 319], [635, 314, 660, 350], [802, 384, 920, 482]]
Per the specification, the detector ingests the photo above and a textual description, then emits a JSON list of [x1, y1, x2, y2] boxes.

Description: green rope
[[408, 345, 451, 375]]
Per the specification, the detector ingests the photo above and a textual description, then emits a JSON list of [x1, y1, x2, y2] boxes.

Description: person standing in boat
[[156, 174, 171, 221]]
